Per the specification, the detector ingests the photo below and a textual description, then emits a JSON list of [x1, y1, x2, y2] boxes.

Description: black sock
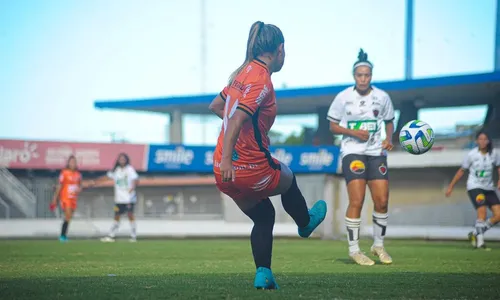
[[61, 221, 69, 237], [244, 198, 275, 269], [281, 176, 310, 228]]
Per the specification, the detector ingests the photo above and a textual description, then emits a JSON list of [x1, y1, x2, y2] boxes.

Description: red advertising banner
[[0, 139, 147, 171]]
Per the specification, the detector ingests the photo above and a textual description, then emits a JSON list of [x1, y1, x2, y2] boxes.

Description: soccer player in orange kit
[[51, 155, 82, 242], [209, 21, 327, 290]]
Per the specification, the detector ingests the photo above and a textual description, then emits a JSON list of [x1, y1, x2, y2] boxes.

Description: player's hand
[[128, 188, 135, 193], [382, 139, 394, 151], [220, 158, 236, 182], [49, 200, 57, 212], [445, 186, 453, 197], [353, 130, 370, 141]]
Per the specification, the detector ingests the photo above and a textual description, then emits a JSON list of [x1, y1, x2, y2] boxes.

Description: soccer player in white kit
[[91, 153, 140, 242], [446, 131, 500, 249], [327, 49, 395, 266]]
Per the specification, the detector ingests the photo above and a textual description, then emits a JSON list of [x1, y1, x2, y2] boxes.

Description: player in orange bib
[[209, 21, 327, 290], [51, 155, 82, 242]]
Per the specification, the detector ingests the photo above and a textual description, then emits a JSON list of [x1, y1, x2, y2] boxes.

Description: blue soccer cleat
[[254, 267, 279, 290], [59, 236, 68, 243], [298, 200, 327, 238]]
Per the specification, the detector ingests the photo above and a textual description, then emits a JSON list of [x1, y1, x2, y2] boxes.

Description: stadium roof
[[94, 71, 500, 115]]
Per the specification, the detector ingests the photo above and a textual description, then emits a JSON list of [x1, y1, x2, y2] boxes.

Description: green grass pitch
[[1, 239, 499, 299]]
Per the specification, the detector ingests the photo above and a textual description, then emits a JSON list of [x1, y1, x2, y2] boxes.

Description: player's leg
[[472, 192, 500, 248], [271, 162, 326, 238], [127, 204, 137, 242], [484, 192, 500, 231], [241, 198, 279, 290], [342, 154, 373, 265], [467, 189, 488, 248], [366, 155, 392, 264], [215, 174, 277, 289], [59, 201, 74, 242], [101, 204, 123, 242]]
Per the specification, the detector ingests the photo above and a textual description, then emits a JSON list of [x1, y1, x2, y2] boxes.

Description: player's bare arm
[[209, 94, 226, 119], [51, 183, 62, 206], [129, 179, 139, 193], [382, 121, 394, 150], [497, 166, 500, 189], [446, 168, 465, 197], [220, 110, 249, 182]]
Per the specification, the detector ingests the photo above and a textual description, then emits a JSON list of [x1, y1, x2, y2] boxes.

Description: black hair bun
[[357, 48, 368, 62]]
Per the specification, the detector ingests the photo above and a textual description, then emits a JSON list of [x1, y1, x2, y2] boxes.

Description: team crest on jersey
[[349, 160, 366, 174], [378, 163, 387, 175], [373, 109, 379, 117], [475, 193, 485, 203]]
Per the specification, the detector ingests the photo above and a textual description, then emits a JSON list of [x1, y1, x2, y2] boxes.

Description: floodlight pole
[[495, 0, 500, 70], [405, 0, 414, 80], [200, 0, 208, 144]]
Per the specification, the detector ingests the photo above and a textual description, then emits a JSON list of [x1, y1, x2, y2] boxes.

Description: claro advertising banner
[[0, 139, 148, 171]]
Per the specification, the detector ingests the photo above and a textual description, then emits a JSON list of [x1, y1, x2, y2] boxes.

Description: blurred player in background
[[328, 49, 395, 266], [50, 155, 82, 242], [91, 153, 139, 242], [446, 130, 500, 249], [209, 21, 327, 290]]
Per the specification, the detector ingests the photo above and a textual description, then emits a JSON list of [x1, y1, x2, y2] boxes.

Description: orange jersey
[[213, 59, 278, 175], [58, 169, 82, 200]]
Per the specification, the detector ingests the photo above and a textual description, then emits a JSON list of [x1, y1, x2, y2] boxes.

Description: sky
[[0, 0, 496, 145]]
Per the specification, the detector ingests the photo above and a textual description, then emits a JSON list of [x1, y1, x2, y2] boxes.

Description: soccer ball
[[399, 120, 435, 155]]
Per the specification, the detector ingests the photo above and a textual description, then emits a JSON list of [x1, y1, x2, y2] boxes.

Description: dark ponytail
[[227, 21, 284, 85], [228, 21, 264, 85]]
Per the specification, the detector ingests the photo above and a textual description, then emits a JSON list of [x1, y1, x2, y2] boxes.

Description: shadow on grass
[[1, 272, 499, 300]]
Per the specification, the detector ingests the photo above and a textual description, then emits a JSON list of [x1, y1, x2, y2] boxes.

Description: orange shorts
[[214, 164, 282, 201], [60, 198, 77, 210]]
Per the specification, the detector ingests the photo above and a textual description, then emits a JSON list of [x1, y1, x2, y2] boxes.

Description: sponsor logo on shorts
[[379, 163, 387, 175], [231, 150, 239, 161], [476, 193, 486, 203], [349, 160, 366, 174]]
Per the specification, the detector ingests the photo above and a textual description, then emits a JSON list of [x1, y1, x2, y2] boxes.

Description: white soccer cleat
[[349, 251, 375, 266], [129, 237, 137, 243], [371, 246, 393, 264], [100, 236, 115, 243]]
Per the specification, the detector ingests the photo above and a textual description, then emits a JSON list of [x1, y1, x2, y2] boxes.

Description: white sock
[[130, 221, 137, 239], [346, 217, 361, 253], [484, 218, 496, 233], [475, 220, 485, 247], [372, 212, 388, 247], [109, 221, 119, 238]]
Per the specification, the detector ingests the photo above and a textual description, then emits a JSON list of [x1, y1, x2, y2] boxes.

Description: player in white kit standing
[[327, 49, 395, 266], [92, 153, 140, 242], [446, 131, 500, 249]]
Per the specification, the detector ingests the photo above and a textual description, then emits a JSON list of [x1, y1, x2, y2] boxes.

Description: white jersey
[[327, 86, 395, 158], [107, 165, 139, 204], [461, 147, 500, 191]]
